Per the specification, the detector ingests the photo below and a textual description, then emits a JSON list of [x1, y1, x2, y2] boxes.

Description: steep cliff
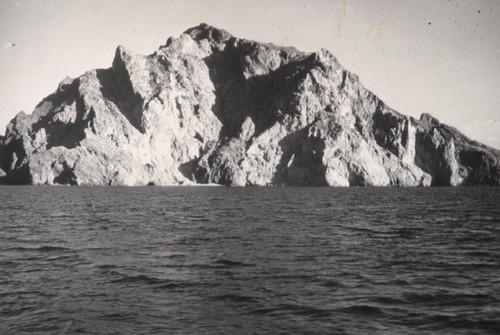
[[0, 24, 499, 186]]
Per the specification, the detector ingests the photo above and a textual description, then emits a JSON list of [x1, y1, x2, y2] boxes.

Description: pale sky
[[1, 0, 499, 148]]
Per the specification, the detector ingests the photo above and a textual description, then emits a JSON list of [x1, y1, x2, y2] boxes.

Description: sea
[[0, 186, 499, 335]]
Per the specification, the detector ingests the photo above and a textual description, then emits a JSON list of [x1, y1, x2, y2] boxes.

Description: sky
[[1, 0, 499, 148]]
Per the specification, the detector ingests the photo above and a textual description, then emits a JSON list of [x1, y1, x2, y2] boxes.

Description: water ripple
[[0, 186, 499, 334]]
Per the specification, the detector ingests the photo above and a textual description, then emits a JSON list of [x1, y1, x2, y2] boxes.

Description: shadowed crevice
[[274, 124, 328, 186], [30, 78, 90, 150], [52, 160, 78, 185], [95, 68, 145, 133], [201, 40, 317, 141]]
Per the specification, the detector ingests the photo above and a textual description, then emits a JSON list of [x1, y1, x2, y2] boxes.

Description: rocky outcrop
[[0, 23, 499, 186]]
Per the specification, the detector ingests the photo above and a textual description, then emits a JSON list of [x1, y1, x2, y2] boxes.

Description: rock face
[[1, 24, 499, 186]]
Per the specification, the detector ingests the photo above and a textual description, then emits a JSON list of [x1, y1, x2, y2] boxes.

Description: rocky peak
[[184, 23, 233, 46], [0, 24, 498, 186], [419, 113, 440, 128]]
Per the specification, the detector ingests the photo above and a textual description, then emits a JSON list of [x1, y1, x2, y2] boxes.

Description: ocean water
[[0, 186, 499, 335]]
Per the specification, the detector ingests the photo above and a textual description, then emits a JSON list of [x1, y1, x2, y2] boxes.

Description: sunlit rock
[[0, 24, 499, 186]]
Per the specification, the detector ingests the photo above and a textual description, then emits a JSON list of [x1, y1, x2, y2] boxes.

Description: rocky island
[[0, 24, 499, 186]]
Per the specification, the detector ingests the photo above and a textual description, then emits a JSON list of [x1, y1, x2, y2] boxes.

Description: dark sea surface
[[0, 186, 499, 335]]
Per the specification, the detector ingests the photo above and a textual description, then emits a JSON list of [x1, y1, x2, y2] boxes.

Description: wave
[[420, 313, 500, 334], [319, 279, 344, 288], [109, 272, 198, 289], [153, 252, 187, 259], [93, 264, 118, 274], [212, 294, 258, 303], [95, 263, 118, 269], [457, 234, 497, 243], [2, 246, 70, 252], [0, 290, 57, 298], [49, 212, 73, 219], [110, 274, 168, 285], [373, 296, 407, 305], [96, 312, 131, 320], [269, 274, 319, 282], [46, 254, 81, 261], [403, 292, 496, 306], [35, 246, 69, 252], [213, 259, 254, 267], [249, 303, 331, 319], [338, 304, 386, 316], [160, 261, 253, 270], [465, 250, 496, 257]]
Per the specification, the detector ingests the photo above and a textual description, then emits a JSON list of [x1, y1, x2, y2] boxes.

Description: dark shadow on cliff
[[273, 121, 328, 186], [371, 109, 500, 186], [52, 160, 78, 185], [201, 40, 319, 140], [0, 136, 32, 185], [31, 78, 91, 150], [182, 41, 331, 185], [95, 68, 145, 133]]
